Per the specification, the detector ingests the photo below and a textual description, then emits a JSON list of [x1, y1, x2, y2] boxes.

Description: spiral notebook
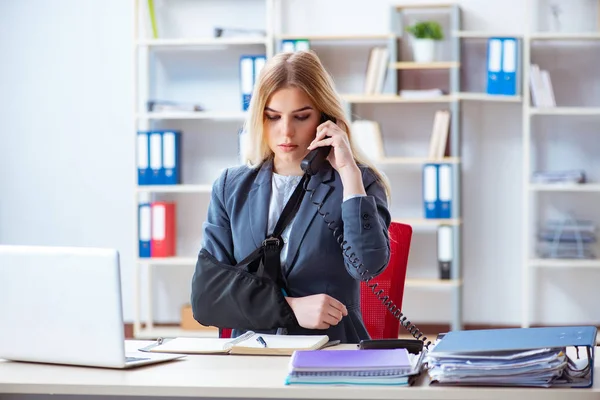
[[140, 331, 330, 356], [285, 349, 425, 386]]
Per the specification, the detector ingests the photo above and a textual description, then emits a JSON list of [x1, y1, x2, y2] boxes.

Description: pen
[[256, 336, 268, 348]]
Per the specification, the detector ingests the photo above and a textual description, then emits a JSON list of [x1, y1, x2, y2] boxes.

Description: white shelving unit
[[132, 0, 276, 339], [521, 0, 600, 328], [130, 0, 599, 338], [137, 111, 248, 120]]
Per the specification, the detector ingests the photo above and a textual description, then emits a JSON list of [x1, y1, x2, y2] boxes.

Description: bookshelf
[[137, 111, 248, 120], [132, 0, 276, 339], [521, 0, 600, 328], [339, 4, 464, 331], [129, 1, 599, 338], [279, 4, 465, 331]]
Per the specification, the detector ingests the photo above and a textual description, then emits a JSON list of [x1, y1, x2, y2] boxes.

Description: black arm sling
[[191, 174, 309, 332]]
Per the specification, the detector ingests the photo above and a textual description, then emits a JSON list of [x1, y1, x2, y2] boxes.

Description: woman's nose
[[281, 117, 294, 137]]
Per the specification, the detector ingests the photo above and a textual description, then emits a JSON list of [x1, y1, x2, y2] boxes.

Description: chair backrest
[[220, 222, 412, 340], [220, 328, 232, 339], [360, 222, 412, 339]]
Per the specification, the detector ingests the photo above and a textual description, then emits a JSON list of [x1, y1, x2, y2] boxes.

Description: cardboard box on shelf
[[180, 304, 219, 332]]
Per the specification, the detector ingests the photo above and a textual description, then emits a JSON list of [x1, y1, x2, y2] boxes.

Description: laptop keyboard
[[126, 356, 151, 363]]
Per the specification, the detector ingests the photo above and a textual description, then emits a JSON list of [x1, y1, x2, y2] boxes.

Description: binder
[[422, 164, 439, 219], [253, 55, 266, 85], [138, 203, 151, 258], [161, 130, 180, 185], [281, 39, 296, 52], [149, 131, 163, 185], [501, 37, 519, 95], [239, 56, 254, 111], [137, 132, 151, 185], [437, 225, 452, 279], [294, 39, 310, 51], [437, 163, 452, 218], [150, 201, 176, 257], [429, 326, 597, 388], [486, 38, 503, 95]]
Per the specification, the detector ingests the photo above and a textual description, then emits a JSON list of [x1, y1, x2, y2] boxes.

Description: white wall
[[1, 0, 599, 327]]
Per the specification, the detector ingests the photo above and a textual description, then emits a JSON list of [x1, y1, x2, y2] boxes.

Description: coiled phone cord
[[302, 177, 432, 349]]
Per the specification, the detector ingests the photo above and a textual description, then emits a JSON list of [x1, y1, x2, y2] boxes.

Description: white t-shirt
[[267, 172, 303, 268]]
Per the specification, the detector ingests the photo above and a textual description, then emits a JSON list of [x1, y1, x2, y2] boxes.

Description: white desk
[[0, 341, 598, 400]]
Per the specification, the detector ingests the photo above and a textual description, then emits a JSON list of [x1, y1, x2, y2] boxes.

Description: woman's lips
[[278, 144, 298, 152]]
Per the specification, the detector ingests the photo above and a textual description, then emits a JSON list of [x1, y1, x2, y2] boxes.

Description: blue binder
[[437, 164, 452, 219], [240, 55, 254, 111], [486, 38, 503, 95], [138, 203, 151, 258], [149, 131, 163, 185], [431, 326, 597, 388], [423, 164, 439, 218], [281, 39, 296, 52], [501, 37, 519, 96], [137, 131, 151, 185], [161, 130, 181, 185]]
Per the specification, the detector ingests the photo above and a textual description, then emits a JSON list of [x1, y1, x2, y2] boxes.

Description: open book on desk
[[139, 331, 330, 356]]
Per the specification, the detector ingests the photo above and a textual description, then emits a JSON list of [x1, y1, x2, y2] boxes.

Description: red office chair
[[360, 222, 412, 339], [220, 222, 412, 340], [220, 328, 232, 339]]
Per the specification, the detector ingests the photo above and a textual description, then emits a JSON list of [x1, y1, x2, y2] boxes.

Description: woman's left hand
[[307, 120, 357, 173]]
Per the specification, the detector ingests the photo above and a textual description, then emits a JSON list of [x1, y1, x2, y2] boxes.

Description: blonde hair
[[242, 50, 391, 198]]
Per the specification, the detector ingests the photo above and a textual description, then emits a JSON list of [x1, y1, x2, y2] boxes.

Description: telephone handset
[[300, 113, 431, 349], [300, 113, 335, 176]]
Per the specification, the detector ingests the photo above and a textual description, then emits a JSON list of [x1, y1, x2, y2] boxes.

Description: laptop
[[0, 244, 185, 368]]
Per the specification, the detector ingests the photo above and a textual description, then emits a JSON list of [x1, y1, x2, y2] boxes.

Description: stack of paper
[[285, 349, 424, 386], [428, 347, 568, 387], [425, 326, 596, 388]]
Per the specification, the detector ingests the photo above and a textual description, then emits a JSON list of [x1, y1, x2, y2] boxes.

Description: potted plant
[[406, 21, 444, 62]]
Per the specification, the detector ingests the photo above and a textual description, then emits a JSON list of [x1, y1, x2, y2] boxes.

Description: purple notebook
[[290, 349, 410, 371]]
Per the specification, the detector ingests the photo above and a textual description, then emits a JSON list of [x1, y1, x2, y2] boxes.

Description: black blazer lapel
[[284, 163, 336, 275], [248, 160, 273, 248]]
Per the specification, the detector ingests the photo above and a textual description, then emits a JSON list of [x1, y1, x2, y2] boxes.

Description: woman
[[191, 50, 392, 343]]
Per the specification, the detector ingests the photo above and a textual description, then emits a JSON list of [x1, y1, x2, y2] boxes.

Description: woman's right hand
[[285, 294, 348, 330]]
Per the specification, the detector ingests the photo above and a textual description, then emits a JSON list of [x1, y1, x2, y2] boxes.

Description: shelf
[[376, 157, 460, 165], [530, 32, 600, 40], [137, 257, 197, 265], [391, 61, 459, 70], [456, 92, 522, 102], [341, 94, 455, 103], [393, 218, 461, 227], [530, 107, 600, 116], [396, 3, 455, 10], [135, 326, 219, 339], [452, 31, 523, 38], [530, 259, 600, 268], [277, 34, 394, 41], [405, 278, 462, 288], [138, 111, 247, 120], [136, 185, 212, 193], [136, 37, 268, 47], [530, 183, 600, 192]]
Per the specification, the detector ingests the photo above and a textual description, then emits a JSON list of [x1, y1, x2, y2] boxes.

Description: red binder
[[150, 202, 176, 257]]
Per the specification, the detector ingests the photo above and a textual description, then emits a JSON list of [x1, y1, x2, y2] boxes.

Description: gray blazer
[[198, 158, 391, 343]]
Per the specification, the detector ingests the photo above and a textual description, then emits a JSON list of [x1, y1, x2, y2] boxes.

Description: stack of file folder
[[285, 348, 424, 386], [426, 326, 596, 388]]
